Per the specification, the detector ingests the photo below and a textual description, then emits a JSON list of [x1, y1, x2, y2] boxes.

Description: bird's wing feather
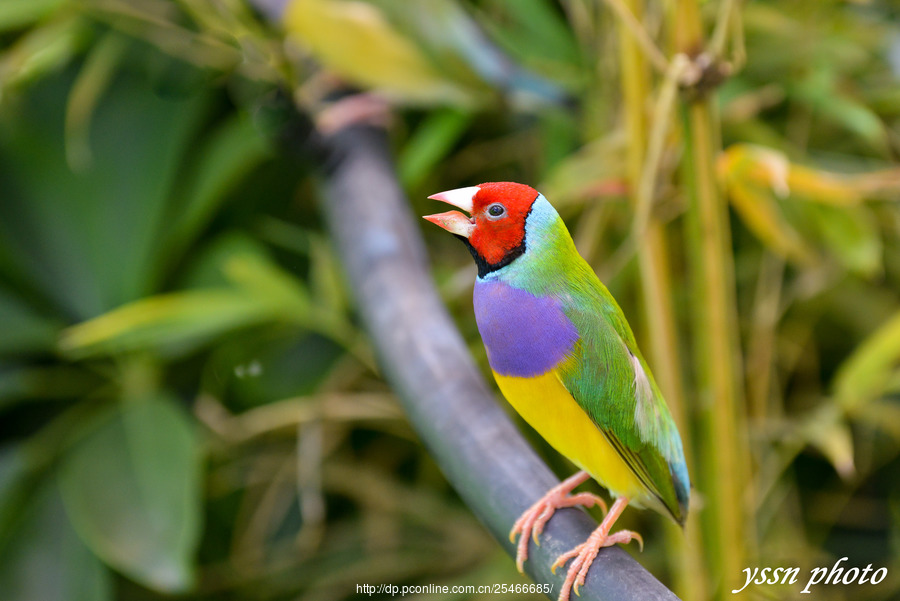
[[556, 289, 689, 523]]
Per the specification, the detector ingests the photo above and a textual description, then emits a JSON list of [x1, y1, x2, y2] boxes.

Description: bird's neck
[[477, 204, 585, 297]]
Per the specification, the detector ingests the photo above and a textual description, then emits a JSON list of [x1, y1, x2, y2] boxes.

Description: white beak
[[426, 186, 480, 214]]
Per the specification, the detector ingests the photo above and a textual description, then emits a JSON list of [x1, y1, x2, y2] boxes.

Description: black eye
[[487, 203, 506, 218]]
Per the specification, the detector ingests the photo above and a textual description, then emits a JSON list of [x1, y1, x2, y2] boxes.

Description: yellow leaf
[[787, 164, 862, 207], [719, 144, 864, 207], [717, 144, 888, 267], [283, 0, 470, 104]]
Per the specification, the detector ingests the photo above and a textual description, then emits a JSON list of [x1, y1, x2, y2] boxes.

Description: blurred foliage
[[0, 1, 899, 601]]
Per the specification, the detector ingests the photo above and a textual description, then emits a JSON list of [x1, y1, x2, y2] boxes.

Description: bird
[[423, 182, 689, 601]]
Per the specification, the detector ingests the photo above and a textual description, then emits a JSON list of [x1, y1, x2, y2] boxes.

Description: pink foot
[[550, 497, 643, 601], [509, 471, 608, 573]]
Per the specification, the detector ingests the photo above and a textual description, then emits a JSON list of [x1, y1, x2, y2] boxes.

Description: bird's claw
[[509, 483, 606, 573], [553, 526, 644, 601]]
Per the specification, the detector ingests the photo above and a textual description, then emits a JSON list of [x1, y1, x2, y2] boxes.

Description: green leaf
[[0, 465, 112, 601], [0, 444, 28, 539], [0, 364, 99, 410], [480, 0, 581, 66], [398, 108, 471, 187], [59, 253, 310, 358], [57, 289, 272, 359], [792, 67, 887, 150], [834, 309, 900, 411], [0, 63, 210, 319], [0, 0, 64, 32], [0, 16, 86, 93], [64, 32, 129, 172], [179, 232, 278, 289], [539, 133, 627, 208], [812, 92, 885, 149], [309, 234, 348, 318], [0, 287, 60, 356], [727, 182, 817, 265], [162, 112, 271, 269], [59, 394, 203, 593], [793, 203, 881, 277]]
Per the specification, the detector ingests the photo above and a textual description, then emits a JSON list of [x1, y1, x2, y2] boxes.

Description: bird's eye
[[487, 203, 506, 219]]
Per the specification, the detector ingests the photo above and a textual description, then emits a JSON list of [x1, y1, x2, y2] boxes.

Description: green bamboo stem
[[683, 99, 748, 597], [614, 3, 705, 599], [673, 1, 753, 590]]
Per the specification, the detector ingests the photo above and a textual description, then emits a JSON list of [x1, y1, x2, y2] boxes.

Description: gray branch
[[315, 124, 679, 601]]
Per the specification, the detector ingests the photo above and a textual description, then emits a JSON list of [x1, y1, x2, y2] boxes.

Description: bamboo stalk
[[602, 0, 669, 73], [673, 1, 753, 593], [614, 3, 705, 599]]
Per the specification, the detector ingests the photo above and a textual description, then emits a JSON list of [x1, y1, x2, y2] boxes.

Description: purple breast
[[473, 279, 579, 377]]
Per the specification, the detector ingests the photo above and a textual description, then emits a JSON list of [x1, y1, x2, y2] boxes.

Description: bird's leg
[[509, 471, 608, 573], [550, 496, 643, 601]]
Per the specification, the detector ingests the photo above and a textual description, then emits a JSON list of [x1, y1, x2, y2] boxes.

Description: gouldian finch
[[424, 182, 689, 601]]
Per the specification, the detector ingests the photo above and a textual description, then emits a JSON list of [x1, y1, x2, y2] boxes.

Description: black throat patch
[[456, 199, 534, 278], [458, 236, 526, 278]]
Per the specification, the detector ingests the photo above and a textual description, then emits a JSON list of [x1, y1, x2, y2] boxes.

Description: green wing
[[556, 281, 689, 524]]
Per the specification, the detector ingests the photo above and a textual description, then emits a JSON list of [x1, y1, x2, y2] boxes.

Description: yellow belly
[[494, 369, 646, 501]]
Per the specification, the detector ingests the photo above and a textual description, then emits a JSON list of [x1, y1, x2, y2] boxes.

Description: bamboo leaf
[[799, 405, 855, 480], [834, 309, 900, 411], [791, 67, 887, 150], [163, 113, 271, 264], [792, 203, 881, 277], [64, 32, 128, 172], [719, 144, 865, 208], [57, 290, 269, 358], [398, 108, 472, 187], [0, 0, 64, 32], [719, 145, 817, 264], [362, 0, 569, 108], [855, 398, 900, 442], [787, 164, 862, 207], [719, 145, 882, 273], [0, 16, 85, 93], [58, 253, 310, 358], [479, 0, 581, 66]]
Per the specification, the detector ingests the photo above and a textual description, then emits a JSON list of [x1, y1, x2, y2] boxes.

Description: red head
[[424, 182, 539, 274]]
